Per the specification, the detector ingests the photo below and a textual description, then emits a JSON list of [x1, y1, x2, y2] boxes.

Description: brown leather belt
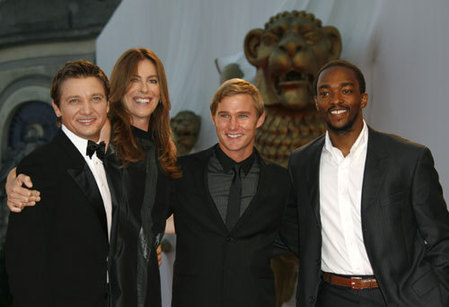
[[323, 272, 379, 290]]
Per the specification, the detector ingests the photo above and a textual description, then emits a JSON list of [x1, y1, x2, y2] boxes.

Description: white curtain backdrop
[[97, 0, 449, 198]]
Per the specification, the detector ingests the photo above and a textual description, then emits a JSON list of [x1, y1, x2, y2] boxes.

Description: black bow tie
[[86, 140, 106, 160]]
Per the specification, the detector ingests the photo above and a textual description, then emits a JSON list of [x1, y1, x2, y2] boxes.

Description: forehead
[[317, 66, 360, 88], [216, 94, 256, 113], [60, 76, 105, 96], [135, 59, 157, 74]]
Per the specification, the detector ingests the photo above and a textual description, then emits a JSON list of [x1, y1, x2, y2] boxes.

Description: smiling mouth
[[227, 134, 243, 138], [330, 109, 347, 115], [78, 118, 95, 124], [328, 106, 350, 115], [135, 98, 150, 104]]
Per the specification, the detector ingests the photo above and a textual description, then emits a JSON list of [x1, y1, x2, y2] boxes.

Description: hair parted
[[210, 78, 264, 118], [51, 59, 110, 107], [108, 48, 180, 177]]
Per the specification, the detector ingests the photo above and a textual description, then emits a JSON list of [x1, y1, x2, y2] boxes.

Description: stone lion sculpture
[[244, 10, 342, 166], [170, 110, 201, 156]]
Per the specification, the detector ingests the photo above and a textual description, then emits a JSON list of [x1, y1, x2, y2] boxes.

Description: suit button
[[226, 236, 234, 242], [308, 296, 316, 303]]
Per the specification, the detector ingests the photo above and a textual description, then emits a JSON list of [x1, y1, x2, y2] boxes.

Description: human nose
[[80, 101, 92, 114], [329, 91, 343, 105], [228, 117, 238, 130], [139, 80, 149, 93]]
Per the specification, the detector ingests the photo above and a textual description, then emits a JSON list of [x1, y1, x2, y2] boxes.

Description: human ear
[[52, 100, 62, 117]]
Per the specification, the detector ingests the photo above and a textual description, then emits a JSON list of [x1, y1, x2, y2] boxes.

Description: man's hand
[[6, 168, 40, 213]]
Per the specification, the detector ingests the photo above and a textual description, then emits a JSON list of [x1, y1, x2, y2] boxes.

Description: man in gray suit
[[282, 59, 449, 306]]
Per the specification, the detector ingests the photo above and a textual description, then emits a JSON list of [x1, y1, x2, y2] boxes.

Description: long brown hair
[[108, 48, 180, 178]]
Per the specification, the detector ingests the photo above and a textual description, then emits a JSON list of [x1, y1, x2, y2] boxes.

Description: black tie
[[226, 164, 241, 230], [86, 140, 106, 160]]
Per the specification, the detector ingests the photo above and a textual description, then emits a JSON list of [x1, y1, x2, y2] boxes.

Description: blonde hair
[[210, 78, 264, 117]]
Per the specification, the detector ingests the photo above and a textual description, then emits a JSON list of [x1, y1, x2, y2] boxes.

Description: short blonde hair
[[210, 78, 264, 118]]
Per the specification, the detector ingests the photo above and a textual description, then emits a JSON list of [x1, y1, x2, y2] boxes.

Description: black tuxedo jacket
[[6, 130, 113, 307], [170, 146, 290, 307], [284, 128, 449, 306]]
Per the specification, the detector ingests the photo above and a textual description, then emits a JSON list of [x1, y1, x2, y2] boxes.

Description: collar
[[214, 144, 256, 176], [324, 120, 368, 159], [61, 124, 91, 158], [131, 125, 151, 140]]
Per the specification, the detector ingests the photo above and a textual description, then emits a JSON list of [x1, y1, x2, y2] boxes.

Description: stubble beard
[[326, 108, 359, 135]]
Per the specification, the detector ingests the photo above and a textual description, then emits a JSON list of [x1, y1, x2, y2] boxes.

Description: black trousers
[[316, 280, 387, 307]]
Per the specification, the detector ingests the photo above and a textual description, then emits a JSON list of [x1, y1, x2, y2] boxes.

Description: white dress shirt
[[61, 125, 112, 241], [319, 121, 374, 275]]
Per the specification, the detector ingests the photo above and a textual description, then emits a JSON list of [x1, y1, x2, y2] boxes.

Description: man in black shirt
[[170, 78, 290, 307]]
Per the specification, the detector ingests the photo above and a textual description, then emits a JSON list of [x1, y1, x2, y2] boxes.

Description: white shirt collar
[[323, 120, 368, 160], [61, 124, 90, 158]]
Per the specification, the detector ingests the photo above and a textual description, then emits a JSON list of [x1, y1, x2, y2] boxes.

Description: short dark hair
[[51, 59, 110, 107], [313, 59, 366, 95]]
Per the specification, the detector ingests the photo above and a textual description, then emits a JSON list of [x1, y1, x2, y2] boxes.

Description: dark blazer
[[5, 130, 111, 307], [170, 146, 290, 307], [284, 128, 449, 306], [108, 127, 169, 307]]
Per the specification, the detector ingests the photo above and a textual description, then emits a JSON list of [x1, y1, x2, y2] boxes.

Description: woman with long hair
[[6, 48, 180, 307], [107, 48, 180, 307]]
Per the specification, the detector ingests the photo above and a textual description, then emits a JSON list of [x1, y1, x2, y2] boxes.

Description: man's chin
[[327, 122, 354, 135]]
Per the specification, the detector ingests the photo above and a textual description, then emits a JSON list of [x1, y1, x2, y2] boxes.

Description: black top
[[208, 145, 260, 222]]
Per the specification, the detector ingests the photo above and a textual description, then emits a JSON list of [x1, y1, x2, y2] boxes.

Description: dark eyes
[[318, 89, 353, 98], [130, 78, 158, 84]]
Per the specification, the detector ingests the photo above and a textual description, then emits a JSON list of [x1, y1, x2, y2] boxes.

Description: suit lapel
[[56, 131, 108, 236], [202, 149, 229, 232], [361, 128, 388, 213], [103, 146, 122, 247], [306, 137, 325, 228], [236, 156, 268, 228]]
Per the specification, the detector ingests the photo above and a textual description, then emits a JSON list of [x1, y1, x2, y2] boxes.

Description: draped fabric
[[97, 1, 449, 306], [97, 0, 449, 223], [97, 0, 449, 306]]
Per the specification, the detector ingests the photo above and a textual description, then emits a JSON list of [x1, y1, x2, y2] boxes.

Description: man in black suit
[[281, 60, 449, 306], [5, 60, 115, 306], [170, 78, 290, 307]]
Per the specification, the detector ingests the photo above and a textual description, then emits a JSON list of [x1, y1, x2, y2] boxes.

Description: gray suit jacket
[[283, 127, 449, 306]]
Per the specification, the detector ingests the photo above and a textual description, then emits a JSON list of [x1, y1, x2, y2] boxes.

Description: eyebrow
[[65, 93, 105, 100], [318, 82, 355, 90], [131, 74, 158, 78]]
